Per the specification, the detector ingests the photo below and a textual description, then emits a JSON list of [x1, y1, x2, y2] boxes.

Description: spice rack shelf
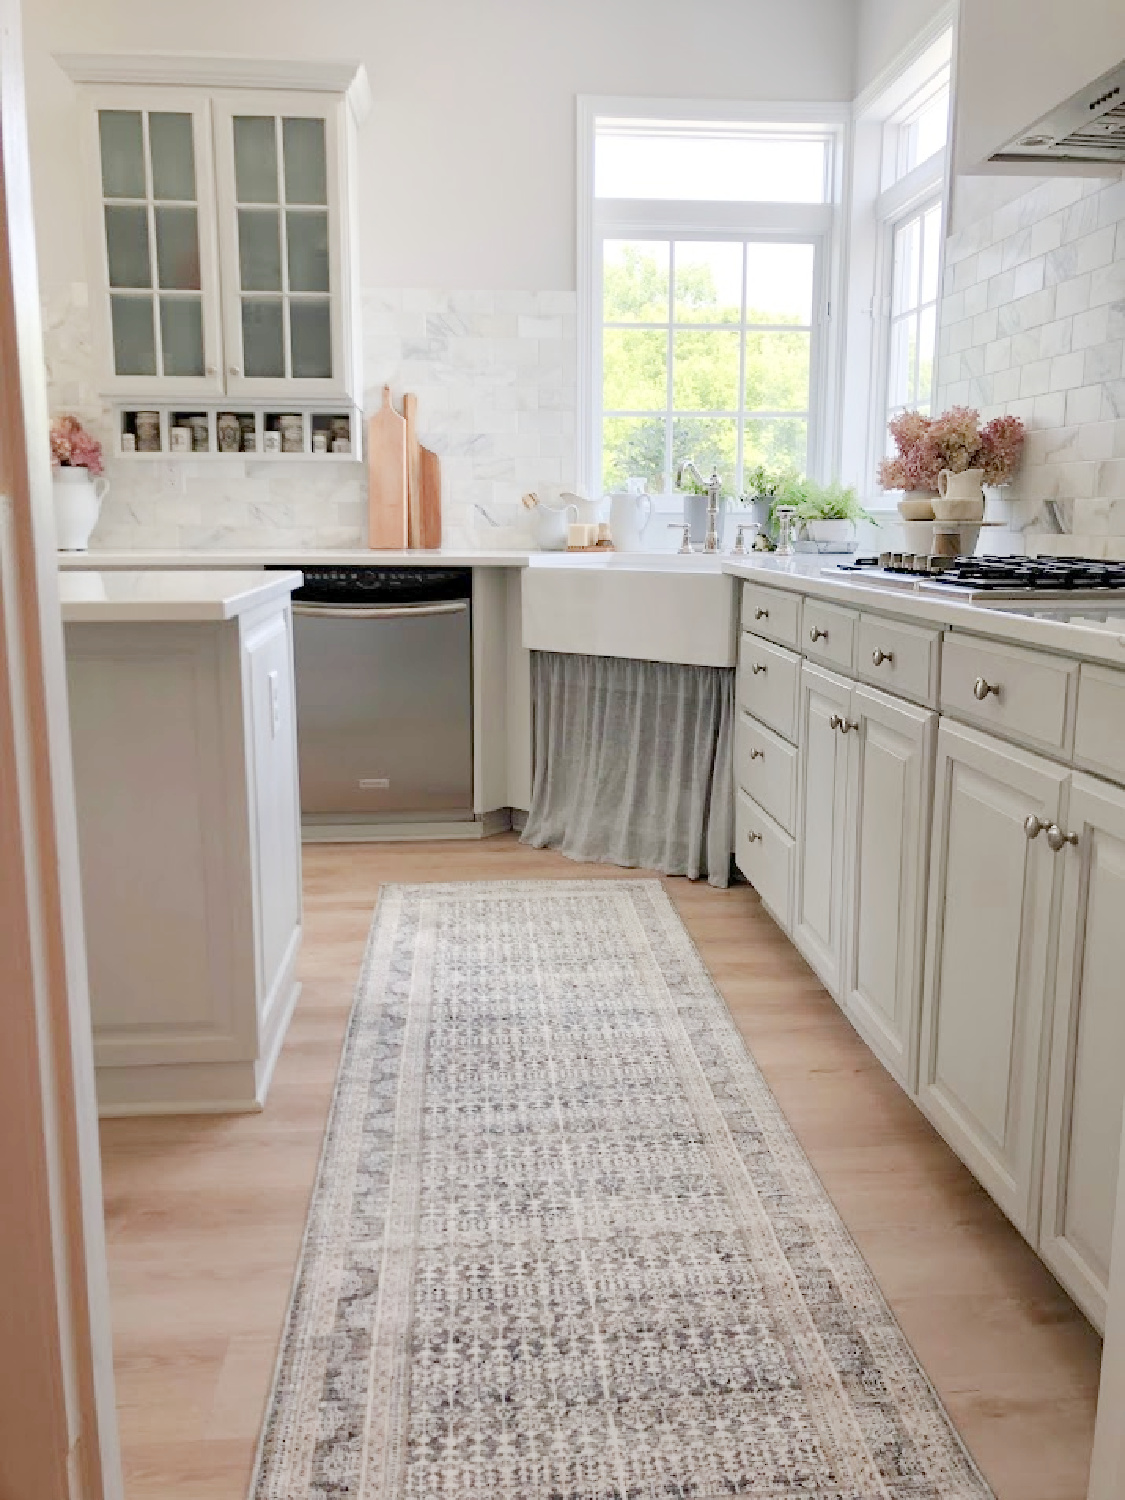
[[115, 405, 362, 461]]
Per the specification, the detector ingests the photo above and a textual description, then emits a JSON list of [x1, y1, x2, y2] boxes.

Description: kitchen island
[[62, 570, 305, 1115]]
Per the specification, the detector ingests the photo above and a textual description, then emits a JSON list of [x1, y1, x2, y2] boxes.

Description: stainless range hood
[[991, 59, 1125, 166]]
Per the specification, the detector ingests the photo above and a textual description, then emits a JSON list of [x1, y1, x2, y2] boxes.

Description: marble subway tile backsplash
[[937, 175, 1125, 555], [41, 285, 577, 551]]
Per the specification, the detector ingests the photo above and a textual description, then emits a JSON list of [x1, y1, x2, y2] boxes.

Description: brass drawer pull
[[751, 662, 768, 675], [749, 748, 765, 760], [754, 606, 769, 620], [872, 648, 894, 666], [747, 830, 763, 843], [830, 713, 858, 734], [810, 625, 829, 642], [1024, 815, 1047, 840], [973, 675, 1000, 701]]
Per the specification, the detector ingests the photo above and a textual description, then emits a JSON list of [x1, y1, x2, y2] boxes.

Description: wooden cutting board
[[418, 444, 442, 549], [366, 386, 408, 548], [403, 392, 422, 548]]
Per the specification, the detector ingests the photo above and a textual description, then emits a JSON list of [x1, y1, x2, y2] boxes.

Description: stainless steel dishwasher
[[282, 566, 473, 826]]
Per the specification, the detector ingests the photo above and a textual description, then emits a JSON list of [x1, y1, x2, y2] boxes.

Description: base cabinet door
[[842, 686, 936, 1092], [794, 663, 853, 995], [919, 720, 1067, 1241], [1040, 774, 1125, 1332]]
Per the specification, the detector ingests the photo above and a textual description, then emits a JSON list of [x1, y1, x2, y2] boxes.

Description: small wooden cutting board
[[418, 444, 442, 549], [403, 392, 422, 548], [366, 386, 408, 548]]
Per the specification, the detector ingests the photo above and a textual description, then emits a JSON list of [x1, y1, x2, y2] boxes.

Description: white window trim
[[841, 6, 957, 509], [577, 95, 848, 498]]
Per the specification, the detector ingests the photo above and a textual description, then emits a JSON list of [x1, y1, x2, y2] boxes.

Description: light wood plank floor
[[99, 838, 1102, 1499]]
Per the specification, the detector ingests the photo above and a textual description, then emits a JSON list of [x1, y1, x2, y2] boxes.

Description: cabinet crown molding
[[54, 53, 372, 121]]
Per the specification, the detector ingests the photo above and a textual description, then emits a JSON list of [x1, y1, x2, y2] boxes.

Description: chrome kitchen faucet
[[677, 460, 724, 553]]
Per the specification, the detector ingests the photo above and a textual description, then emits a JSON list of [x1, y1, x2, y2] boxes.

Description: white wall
[[23, 0, 859, 294], [855, 0, 946, 97]]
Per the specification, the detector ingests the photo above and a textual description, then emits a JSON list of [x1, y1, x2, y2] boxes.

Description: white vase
[[933, 466, 985, 522], [52, 466, 108, 551]]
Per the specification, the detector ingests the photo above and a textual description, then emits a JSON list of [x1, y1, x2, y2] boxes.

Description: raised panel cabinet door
[[919, 720, 1067, 1242], [1041, 774, 1125, 1333], [843, 685, 936, 1092], [243, 605, 303, 1035], [793, 662, 853, 998]]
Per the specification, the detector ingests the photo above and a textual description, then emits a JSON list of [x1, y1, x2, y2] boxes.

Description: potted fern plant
[[794, 481, 873, 548]]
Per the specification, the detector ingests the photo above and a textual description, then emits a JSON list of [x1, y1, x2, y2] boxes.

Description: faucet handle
[[668, 522, 693, 554], [731, 521, 759, 556]]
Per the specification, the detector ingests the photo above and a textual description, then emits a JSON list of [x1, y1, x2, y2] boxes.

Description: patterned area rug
[[253, 880, 994, 1500]]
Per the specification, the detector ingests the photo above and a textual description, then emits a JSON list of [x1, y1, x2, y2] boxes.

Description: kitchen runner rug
[[253, 880, 993, 1500]]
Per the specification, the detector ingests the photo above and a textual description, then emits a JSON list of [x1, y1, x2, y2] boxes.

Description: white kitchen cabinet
[[793, 662, 853, 996], [66, 592, 303, 1114], [919, 720, 1067, 1242], [842, 685, 935, 1090], [1040, 773, 1125, 1333], [67, 58, 366, 402]]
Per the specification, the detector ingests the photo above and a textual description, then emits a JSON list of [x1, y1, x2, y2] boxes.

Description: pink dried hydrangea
[[50, 414, 104, 477], [876, 406, 1024, 492], [979, 414, 1025, 485]]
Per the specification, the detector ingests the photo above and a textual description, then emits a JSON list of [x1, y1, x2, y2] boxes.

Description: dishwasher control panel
[[268, 565, 472, 607]]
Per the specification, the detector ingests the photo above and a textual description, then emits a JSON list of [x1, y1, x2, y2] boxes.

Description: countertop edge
[[60, 570, 304, 624]]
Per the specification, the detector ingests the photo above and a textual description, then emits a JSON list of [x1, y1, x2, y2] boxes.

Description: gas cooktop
[[831, 554, 1125, 603]]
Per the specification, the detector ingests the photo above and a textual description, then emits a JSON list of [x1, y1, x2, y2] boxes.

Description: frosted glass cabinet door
[[214, 93, 346, 397], [87, 91, 222, 394]]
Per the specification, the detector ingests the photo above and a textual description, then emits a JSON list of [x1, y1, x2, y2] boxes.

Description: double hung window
[[580, 107, 843, 496]]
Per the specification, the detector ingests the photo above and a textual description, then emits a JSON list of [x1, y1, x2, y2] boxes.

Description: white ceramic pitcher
[[531, 501, 579, 551], [935, 465, 985, 522], [609, 491, 653, 552]]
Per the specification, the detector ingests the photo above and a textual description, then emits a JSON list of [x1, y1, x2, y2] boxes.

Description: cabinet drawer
[[734, 711, 797, 834], [855, 612, 941, 706], [737, 635, 800, 742], [735, 788, 794, 931], [741, 581, 801, 649], [1074, 662, 1125, 783], [801, 597, 856, 672], [940, 634, 1077, 755]]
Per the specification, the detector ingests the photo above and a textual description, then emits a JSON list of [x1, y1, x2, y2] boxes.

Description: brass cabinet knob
[[1046, 823, 1080, 852], [872, 648, 894, 666], [973, 675, 1000, 701], [829, 713, 842, 730], [747, 830, 763, 843], [810, 625, 829, 642], [754, 606, 769, 620], [749, 748, 764, 760], [751, 662, 767, 675], [1024, 815, 1047, 840]]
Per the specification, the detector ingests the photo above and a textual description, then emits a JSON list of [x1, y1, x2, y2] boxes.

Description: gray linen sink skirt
[[520, 650, 735, 887]]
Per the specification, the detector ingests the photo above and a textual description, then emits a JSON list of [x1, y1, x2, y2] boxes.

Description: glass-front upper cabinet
[[88, 91, 223, 396], [212, 96, 345, 399], [78, 83, 355, 402]]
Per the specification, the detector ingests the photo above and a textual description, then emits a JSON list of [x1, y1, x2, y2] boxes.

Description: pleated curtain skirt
[[520, 650, 735, 886]]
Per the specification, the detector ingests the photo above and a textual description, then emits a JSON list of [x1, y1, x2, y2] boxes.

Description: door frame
[[0, 0, 122, 1492]]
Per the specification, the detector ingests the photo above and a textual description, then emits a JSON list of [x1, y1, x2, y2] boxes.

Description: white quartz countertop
[[54, 547, 1125, 669], [56, 548, 529, 569], [59, 569, 304, 623], [724, 556, 1125, 669]]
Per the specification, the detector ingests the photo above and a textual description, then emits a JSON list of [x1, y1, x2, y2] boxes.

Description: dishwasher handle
[[292, 600, 469, 621]]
